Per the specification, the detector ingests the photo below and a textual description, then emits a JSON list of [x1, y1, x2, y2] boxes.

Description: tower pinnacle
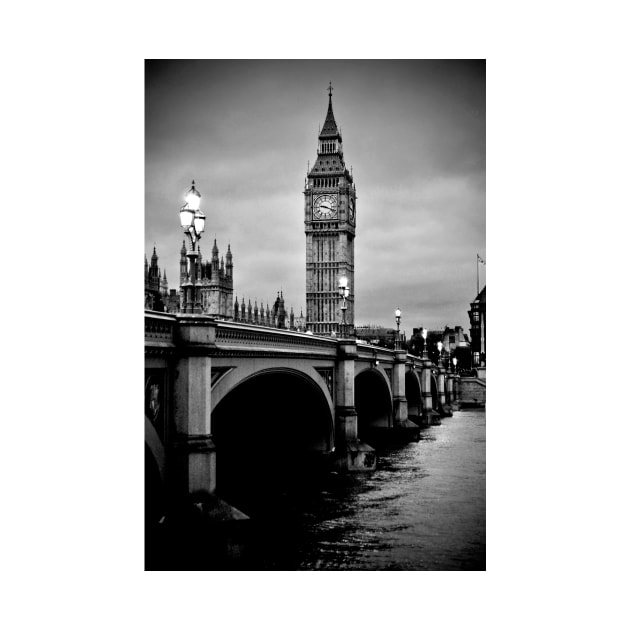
[[319, 83, 340, 139]]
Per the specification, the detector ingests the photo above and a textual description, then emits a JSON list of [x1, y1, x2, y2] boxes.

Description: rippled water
[[240, 408, 485, 570]]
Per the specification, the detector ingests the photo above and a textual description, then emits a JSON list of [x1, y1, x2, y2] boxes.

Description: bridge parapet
[[145, 311, 177, 355], [405, 355, 426, 371], [214, 321, 338, 356], [356, 343, 397, 365]]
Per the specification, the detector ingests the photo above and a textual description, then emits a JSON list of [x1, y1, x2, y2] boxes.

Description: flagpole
[[476, 254, 479, 297]]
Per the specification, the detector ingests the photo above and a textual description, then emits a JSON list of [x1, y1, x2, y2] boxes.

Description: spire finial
[[328, 81, 333, 99]]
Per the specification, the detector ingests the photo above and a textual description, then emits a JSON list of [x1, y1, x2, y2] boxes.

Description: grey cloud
[[146, 60, 485, 332]]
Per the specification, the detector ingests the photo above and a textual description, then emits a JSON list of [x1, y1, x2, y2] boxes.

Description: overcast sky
[[145, 60, 485, 335]]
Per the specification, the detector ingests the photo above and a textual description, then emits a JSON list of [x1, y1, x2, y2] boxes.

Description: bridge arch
[[405, 369, 422, 419], [211, 368, 334, 511], [354, 367, 393, 441]]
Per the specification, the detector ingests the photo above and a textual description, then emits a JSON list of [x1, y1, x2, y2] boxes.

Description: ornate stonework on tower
[[197, 239, 234, 319], [304, 84, 357, 335], [175, 238, 234, 318]]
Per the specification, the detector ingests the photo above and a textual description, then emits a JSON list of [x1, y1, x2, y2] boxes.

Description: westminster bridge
[[145, 311, 484, 563]]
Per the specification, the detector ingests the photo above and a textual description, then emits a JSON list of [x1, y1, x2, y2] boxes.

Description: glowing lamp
[[193, 209, 205, 235], [338, 276, 349, 299], [185, 181, 201, 211], [180, 205, 194, 230]]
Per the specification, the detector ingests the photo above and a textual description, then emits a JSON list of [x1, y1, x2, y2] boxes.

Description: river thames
[[235, 408, 485, 570]]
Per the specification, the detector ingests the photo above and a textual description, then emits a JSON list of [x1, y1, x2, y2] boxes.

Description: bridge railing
[[356, 342, 397, 364], [145, 311, 177, 346], [145, 313, 433, 364], [214, 320, 338, 355]]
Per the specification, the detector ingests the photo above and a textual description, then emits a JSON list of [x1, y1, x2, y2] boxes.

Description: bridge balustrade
[[145, 311, 176, 346], [214, 321, 337, 354]]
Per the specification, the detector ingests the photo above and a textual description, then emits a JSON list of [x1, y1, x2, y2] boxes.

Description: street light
[[453, 356, 458, 374], [437, 340, 444, 368], [394, 307, 402, 350], [422, 327, 428, 359], [180, 180, 206, 313], [338, 275, 349, 337]]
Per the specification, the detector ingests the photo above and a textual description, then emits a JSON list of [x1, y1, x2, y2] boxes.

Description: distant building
[[355, 325, 392, 346], [440, 325, 470, 352], [144, 247, 166, 312], [408, 325, 471, 370], [165, 289, 180, 314], [148, 242, 304, 329], [146, 240, 232, 317], [355, 325, 405, 349], [468, 286, 486, 366], [233, 291, 303, 331], [179, 238, 234, 319]]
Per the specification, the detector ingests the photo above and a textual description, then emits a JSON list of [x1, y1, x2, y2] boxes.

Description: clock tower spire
[[304, 85, 357, 335]]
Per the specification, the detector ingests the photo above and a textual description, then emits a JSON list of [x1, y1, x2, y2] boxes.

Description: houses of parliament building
[[145, 241, 304, 331]]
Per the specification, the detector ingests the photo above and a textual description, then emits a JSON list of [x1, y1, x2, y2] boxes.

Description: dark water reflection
[[235, 408, 485, 571]]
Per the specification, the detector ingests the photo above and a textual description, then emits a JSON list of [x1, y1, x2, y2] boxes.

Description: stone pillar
[[420, 362, 434, 426], [173, 317, 217, 497], [392, 350, 408, 426], [437, 368, 452, 417], [446, 373, 453, 405], [392, 351, 419, 440], [450, 375, 461, 411], [334, 340, 376, 471], [170, 317, 249, 567]]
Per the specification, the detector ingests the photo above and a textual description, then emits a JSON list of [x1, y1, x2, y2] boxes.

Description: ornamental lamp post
[[437, 340, 444, 368], [394, 307, 402, 350], [422, 328, 428, 359], [180, 180, 205, 313], [338, 275, 349, 337], [453, 356, 458, 374]]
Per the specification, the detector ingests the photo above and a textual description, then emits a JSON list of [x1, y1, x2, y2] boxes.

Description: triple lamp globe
[[179, 180, 205, 241]]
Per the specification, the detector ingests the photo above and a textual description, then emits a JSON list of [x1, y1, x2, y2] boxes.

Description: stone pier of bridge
[[333, 340, 376, 471]]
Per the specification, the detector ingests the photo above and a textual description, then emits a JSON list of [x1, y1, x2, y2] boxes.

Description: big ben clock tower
[[304, 84, 357, 335]]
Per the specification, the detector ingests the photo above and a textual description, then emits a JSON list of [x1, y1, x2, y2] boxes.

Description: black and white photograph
[[5, 1, 630, 626], [144, 60, 486, 570]]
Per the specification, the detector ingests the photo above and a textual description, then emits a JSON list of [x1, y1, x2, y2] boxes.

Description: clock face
[[313, 194, 338, 220], [349, 197, 355, 223]]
